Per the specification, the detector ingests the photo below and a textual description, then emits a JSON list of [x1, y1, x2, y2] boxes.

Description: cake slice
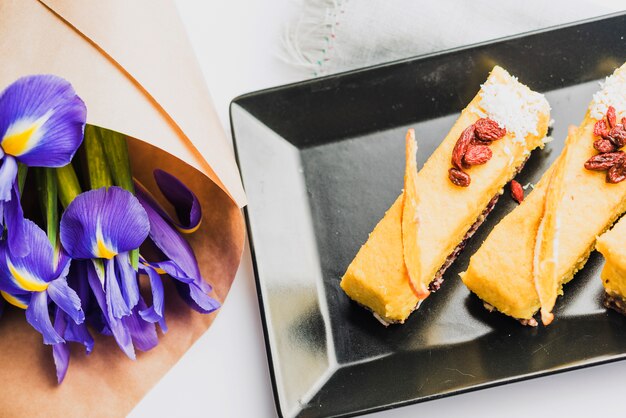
[[597, 207, 626, 315], [461, 62, 626, 325], [340, 66, 551, 324]]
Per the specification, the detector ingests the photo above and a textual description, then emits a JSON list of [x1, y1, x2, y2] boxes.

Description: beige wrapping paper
[[0, 0, 246, 416]]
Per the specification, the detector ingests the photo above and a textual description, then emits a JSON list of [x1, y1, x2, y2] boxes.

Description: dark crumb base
[[603, 292, 626, 315], [482, 301, 539, 327]]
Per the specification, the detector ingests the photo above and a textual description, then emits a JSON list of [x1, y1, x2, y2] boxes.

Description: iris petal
[[47, 277, 84, 324], [151, 169, 202, 233], [185, 282, 220, 314], [0, 219, 58, 292], [0, 290, 30, 309], [116, 252, 140, 311], [86, 261, 135, 359], [52, 308, 70, 383], [138, 265, 167, 332], [137, 190, 220, 314], [136, 192, 202, 283], [25, 291, 64, 344], [150, 260, 194, 284], [60, 187, 149, 260], [5, 184, 28, 257], [0, 156, 17, 202], [105, 258, 130, 319], [0, 75, 86, 166], [123, 300, 158, 352]]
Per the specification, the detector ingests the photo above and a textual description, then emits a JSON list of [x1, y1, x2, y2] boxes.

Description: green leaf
[[56, 164, 82, 209], [17, 163, 28, 196], [36, 168, 58, 247], [98, 127, 134, 193], [84, 125, 113, 190]]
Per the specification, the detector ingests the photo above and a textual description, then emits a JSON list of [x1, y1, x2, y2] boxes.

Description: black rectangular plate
[[231, 14, 626, 418]]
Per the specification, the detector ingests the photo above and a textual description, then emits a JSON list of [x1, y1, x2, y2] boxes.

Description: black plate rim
[[230, 11, 626, 418]]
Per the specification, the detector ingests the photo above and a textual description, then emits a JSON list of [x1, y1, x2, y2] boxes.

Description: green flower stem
[[17, 163, 28, 196], [88, 126, 138, 269], [35, 168, 58, 248], [98, 128, 134, 193], [56, 164, 82, 209], [84, 125, 113, 190]]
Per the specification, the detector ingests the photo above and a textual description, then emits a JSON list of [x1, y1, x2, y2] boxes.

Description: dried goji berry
[[463, 144, 492, 165], [474, 118, 506, 141], [510, 180, 524, 203], [594, 119, 609, 138], [448, 167, 471, 187], [451, 125, 475, 170], [584, 151, 625, 171], [608, 125, 626, 148], [607, 160, 626, 183], [594, 138, 617, 153], [607, 106, 617, 129]]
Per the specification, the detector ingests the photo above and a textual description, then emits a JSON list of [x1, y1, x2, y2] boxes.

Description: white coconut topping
[[477, 69, 550, 144], [590, 66, 626, 120], [522, 182, 535, 190]]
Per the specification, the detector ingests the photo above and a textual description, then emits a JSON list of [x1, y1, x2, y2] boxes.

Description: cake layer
[[461, 63, 626, 321], [341, 66, 550, 323], [597, 215, 626, 302]]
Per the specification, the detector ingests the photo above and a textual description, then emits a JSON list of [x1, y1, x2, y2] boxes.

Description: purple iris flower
[[0, 219, 89, 382], [135, 170, 220, 318], [0, 75, 86, 256], [60, 186, 155, 360]]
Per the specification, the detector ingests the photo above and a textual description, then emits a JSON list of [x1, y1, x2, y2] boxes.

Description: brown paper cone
[[0, 0, 247, 416]]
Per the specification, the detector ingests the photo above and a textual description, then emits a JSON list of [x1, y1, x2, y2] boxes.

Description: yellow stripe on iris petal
[[0, 291, 28, 309], [176, 220, 202, 234], [8, 261, 49, 292], [93, 227, 117, 259], [140, 261, 166, 274], [95, 238, 117, 259], [1, 111, 53, 157]]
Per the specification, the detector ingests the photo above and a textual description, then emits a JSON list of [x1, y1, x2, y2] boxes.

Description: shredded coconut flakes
[[590, 67, 626, 120], [478, 70, 550, 145]]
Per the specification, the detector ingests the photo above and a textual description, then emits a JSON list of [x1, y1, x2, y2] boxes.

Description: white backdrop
[[131, 2, 626, 417]]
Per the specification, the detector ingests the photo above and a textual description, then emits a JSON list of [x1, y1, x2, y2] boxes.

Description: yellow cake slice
[[461, 62, 626, 325], [340, 66, 551, 324], [597, 209, 626, 314]]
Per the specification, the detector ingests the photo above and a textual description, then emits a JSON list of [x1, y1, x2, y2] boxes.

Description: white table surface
[[131, 2, 626, 417]]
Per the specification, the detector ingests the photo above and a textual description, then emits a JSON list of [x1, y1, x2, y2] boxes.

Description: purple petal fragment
[[47, 277, 84, 324], [116, 252, 140, 311], [60, 187, 149, 259], [0, 75, 86, 166], [86, 261, 135, 359], [26, 291, 63, 344], [136, 191, 202, 283], [105, 258, 130, 319], [152, 169, 202, 232], [136, 189, 220, 314], [52, 308, 70, 384], [0, 219, 58, 293], [5, 184, 28, 257], [0, 156, 17, 202], [123, 300, 158, 352], [138, 264, 167, 332]]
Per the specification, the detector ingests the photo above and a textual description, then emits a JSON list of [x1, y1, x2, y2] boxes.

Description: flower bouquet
[[0, 1, 245, 416]]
